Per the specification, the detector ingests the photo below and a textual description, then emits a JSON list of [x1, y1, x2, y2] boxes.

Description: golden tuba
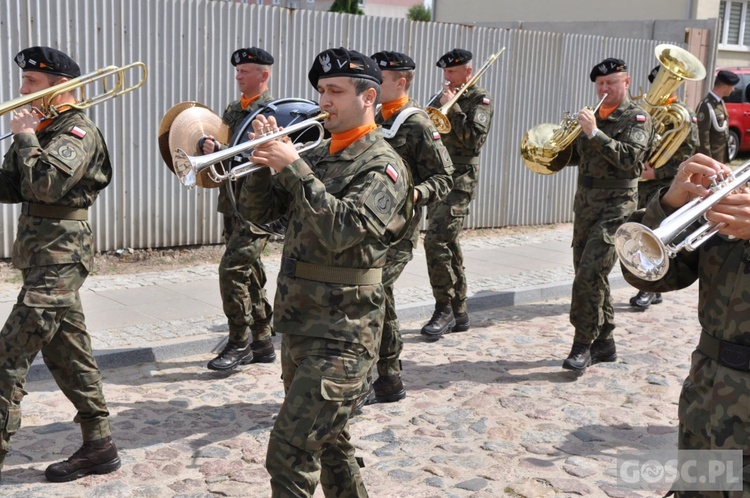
[[639, 44, 705, 169], [520, 94, 607, 175]]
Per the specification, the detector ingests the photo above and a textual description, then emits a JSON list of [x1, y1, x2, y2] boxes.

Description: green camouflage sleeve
[[589, 107, 652, 172], [12, 128, 93, 203], [0, 152, 23, 203], [447, 89, 493, 152], [399, 116, 454, 207]]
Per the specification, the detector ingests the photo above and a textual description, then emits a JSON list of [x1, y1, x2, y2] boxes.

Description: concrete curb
[[27, 275, 629, 382]]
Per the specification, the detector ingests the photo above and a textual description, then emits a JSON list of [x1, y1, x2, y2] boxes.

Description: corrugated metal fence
[[0, 0, 681, 256]]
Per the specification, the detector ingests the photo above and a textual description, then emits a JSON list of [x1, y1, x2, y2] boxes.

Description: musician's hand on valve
[[577, 108, 596, 137], [706, 190, 750, 240], [661, 153, 727, 212], [641, 162, 656, 181], [439, 84, 456, 106], [10, 108, 39, 135], [250, 115, 299, 173]]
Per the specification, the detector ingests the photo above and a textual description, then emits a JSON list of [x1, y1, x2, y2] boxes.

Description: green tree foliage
[[329, 0, 364, 15], [407, 4, 431, 21]]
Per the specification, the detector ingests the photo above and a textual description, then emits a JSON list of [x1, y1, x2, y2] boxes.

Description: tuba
[[520, 94, 607, 175], [639, 44, 706, 169]]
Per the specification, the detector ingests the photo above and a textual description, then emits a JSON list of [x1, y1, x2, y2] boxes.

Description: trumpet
[[172, 112, 329, 189], [0, 62, 148, 141], [425, 47, 505, 134], [615, 161, 750, 281]]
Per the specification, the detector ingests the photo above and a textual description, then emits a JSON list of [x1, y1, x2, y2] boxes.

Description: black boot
[[45, 437, 121, 482], [367, 374, 406, 404], [207, 339, 253, 371], [250, 339, 276, 363], [590, 337, 617, 365], [452, 312, 471, 332], [421, 302, 455, 340], [652, 292, 663, 304], [562, 341, 591, 372], [631, 291, 656, 310]]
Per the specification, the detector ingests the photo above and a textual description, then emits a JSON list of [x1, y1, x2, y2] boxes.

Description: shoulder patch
[[69, 126, 87, 138], [432, 131, 441, 140], [477, 111, 489, 124], [482, 97, 491, 105], [692, 116, 698, 123], [385, 163, 399, 183], [636, 114, 646, 122]]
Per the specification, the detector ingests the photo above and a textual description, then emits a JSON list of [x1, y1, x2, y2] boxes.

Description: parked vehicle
[[716, 66, 750, 161]]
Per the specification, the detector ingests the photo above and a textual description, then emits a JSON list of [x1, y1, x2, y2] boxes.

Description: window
[[719, 1, 750, 50]]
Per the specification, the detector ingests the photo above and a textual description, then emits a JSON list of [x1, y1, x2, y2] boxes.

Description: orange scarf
[[598, 103, 618, 119], [329, 123, 377, 155], [240, 93, 260, 110], [36, 103, 74, 133], [381, 96, 409, 122]]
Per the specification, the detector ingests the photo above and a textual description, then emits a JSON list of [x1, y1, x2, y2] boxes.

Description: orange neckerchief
[[598, 103, 619, 119], [665, 95, 678, 106], [329, 123, 377, 155], [381, 96, 409, 122], [240, 93, 260, 110], [36, 103, 74, 133]]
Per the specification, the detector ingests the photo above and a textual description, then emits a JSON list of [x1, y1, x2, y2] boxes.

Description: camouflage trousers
[[219, 215, 273, 343], [266, 334, 374, 497], [377, 232, 418, 377], [424, 188, 472, 313], [0, 263, 110, 468], [570, 196, 636, 343]]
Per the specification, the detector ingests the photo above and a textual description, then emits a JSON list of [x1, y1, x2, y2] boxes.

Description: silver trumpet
[[172, 112, 328, 189], [615, 160, 750, 281]]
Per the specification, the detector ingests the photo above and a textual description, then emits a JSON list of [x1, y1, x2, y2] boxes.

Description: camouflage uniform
[[424, 85, 493, 313], [0, 109, 113, 468], [696, 93, 730, 163], [376, 100, 454, 377], [570, 99, 652, 344], [623, 199, 750, 497], [638, 102, 699, 209], [218, 91, 275, 345], [240, 129, 411, 497]]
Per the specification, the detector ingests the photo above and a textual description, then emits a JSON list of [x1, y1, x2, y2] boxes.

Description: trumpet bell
[[614, 222, 669, 281], [158, 102, 229, 188], [425, 106, 451, 134], [520, 123, 573, 175]]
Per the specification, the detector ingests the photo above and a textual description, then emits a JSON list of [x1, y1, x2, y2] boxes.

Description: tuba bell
[[639, 44, 706, 169], [520, 94, 607, 175]]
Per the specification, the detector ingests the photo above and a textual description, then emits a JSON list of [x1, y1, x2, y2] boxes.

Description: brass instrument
[[171, 113, 329, 189], [520, 94, 608, 175], [615, 161, 750, 281], [0, 62, 148, 140], [639, 44, 706, 169], [426, 47, 505, 134]]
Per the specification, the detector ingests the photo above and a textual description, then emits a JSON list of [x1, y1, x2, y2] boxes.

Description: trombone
[[172, 112, 329, 189], [425, 47, 505, 134], [0, 61, 148, 140], [614, 161, 750, 281]]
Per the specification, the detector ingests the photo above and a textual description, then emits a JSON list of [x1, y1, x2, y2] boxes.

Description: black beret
[[370, 51, 416, 71], [589, 58, 627, 82], [308, 47, 382, 89], [716, 70, 739, 86], [648, 65, 660, 84], [231, 47, 274, 66], [436, 48, 472, 68], [14, 46, 80, 78]]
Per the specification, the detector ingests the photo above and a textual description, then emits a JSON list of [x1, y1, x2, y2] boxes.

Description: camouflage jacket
[[239, 128, 411, 352], [377, 98, 454, 248], [695, 92, 729, 163], [440, 85, 493, 166], [0, 109, 112, 270], [623, 197, 750, 449], [217, 90, 274, 215]]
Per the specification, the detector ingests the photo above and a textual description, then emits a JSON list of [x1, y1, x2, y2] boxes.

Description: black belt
[[698, 330, 750, 371], [281, 257, 382, 285], [451, 155, 480, 166], [21, 202, 88, 221], [578, 176, 638, 189]]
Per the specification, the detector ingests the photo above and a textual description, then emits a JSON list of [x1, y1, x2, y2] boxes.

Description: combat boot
[[367, 374, 406, 404], [630, 291, 661, 310], [452, 312, 471, 332], [250, 339, 276, 363], [562, 341, 591, 372], [207, 339, 253, 371], [590, 337, 617, 365], [421, 302, 455, 340], [45, 436, 121, 482]]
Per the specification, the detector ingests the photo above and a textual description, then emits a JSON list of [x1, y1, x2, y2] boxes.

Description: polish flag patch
[[636, 114, 646, 122], [432, 131, 441, 140], [385, 163, 399, 183], [692, 116, 698, 123], [482, 97, 491, 105], [70, 126, 87, 138]]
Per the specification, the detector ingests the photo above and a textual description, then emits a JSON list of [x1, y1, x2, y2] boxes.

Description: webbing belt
[[578, 176, 639, 189], [21, 202, 88, 221], [698, 330, 750, 371], [281, 257, 382, 285]]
